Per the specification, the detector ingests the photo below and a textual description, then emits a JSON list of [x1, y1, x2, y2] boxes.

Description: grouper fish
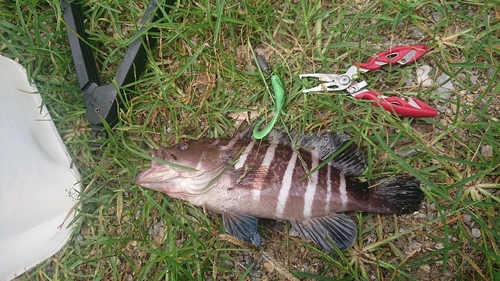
[[135, 130, 424, 251]]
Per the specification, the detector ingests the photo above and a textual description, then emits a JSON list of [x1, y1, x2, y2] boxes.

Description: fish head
[[135, 139, 235, 199]]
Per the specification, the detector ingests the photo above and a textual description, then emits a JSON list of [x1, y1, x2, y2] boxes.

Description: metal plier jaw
[[300, 45, 437, 118], [299, 66, 359, 93]]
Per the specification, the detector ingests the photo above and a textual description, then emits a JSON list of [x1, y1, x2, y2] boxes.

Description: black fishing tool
[[61, 0, 175, 145]]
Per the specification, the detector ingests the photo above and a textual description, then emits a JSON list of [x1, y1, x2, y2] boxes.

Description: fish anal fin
[[291, 214, 357, 251], [222, 212, 261, 247]]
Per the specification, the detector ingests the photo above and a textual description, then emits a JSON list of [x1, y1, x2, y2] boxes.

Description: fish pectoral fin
[[222, 212, 261, 247], [291, 214, 357, 251]]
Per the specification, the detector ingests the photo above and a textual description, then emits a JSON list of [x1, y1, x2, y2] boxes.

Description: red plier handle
[[354, 90, 437, 117], [356, 45, 428, 71]]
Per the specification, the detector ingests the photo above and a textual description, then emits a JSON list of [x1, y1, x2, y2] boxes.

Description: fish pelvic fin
[[352, 175, 424, 214], [222, 212, 261, 247], [291, 214, 357, 251]]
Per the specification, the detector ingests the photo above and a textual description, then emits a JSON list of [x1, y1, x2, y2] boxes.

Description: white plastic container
[[0, 55, 81, 281]]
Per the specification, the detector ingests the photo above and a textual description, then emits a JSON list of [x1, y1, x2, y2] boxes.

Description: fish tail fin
[[360, 175, 424, 214]]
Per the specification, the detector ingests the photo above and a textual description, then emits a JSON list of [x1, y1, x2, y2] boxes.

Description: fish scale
[[135, 131, 424, 251]]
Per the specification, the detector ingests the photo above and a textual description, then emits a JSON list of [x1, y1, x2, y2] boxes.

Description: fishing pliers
[[300, 45, 437, 118]]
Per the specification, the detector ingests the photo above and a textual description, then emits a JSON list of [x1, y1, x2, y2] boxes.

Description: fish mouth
[[134, 166, 189, 196], [135, 159, 227, 195], [135, 165, 179, 185], [135, 147, 196, 186]]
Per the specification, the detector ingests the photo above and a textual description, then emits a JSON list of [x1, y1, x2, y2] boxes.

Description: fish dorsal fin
[[237, 125, 365, 177], [296, 132, 366, 177], [222, 212, 261, 247], [291, 214, 357, 251]]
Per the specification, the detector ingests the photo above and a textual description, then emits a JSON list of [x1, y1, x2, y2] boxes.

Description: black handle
[[61, 0, 175, 143]]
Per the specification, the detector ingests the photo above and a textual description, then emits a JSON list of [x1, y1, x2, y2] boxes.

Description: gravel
[[471, 228, 481, 238], [435, 73, 455, 99], [462, 214, 472, 224], [416, 65, 433, 87]]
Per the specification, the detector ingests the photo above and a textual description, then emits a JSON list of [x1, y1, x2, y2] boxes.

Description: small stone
[[481, 145, 493, 158], [436, 73, 455, 99], [456, 73, 466, 82], [471, 228, 481, 238], [430, 203, 436, 210], [405, 77, 413, 86], [224, 259, 234, 267], [435, 243, 444, 250], [432, 12, 444, 22], [463, 214, 472, 224], [415, 213, 427, 219], [436, 105, 449, 114], [469, 75, 478, 85], [399, 149, 418, 158], [148, 221, 164, 236], [416, 65, 433, 87], [406, 241, 422, 254], [428, 213, 435, 220], [445, 108, 454, 117], [420, 264, 431, 273], [449, 102, 457, 112], [411, 28, 426, 39]]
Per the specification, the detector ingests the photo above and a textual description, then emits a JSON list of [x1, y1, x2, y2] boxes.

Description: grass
[[2, 0, 499, 280]]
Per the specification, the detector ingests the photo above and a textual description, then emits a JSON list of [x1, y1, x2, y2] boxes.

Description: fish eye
[[178, 142, 189, 151]]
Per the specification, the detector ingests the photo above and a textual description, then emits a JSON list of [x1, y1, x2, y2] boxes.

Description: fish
[[135, 130, 424, 251]]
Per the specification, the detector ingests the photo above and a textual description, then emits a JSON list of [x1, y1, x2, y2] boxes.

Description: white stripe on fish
[[325, 164, 332, 213], [250, 142, 278, 202], [234, 141, 255, 170], [275, 151, 298, 217], [303, 155, 319, 218], [339, 172, 348, 207], [222, 137, 239, 150], [261, 142, 277, 167]]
